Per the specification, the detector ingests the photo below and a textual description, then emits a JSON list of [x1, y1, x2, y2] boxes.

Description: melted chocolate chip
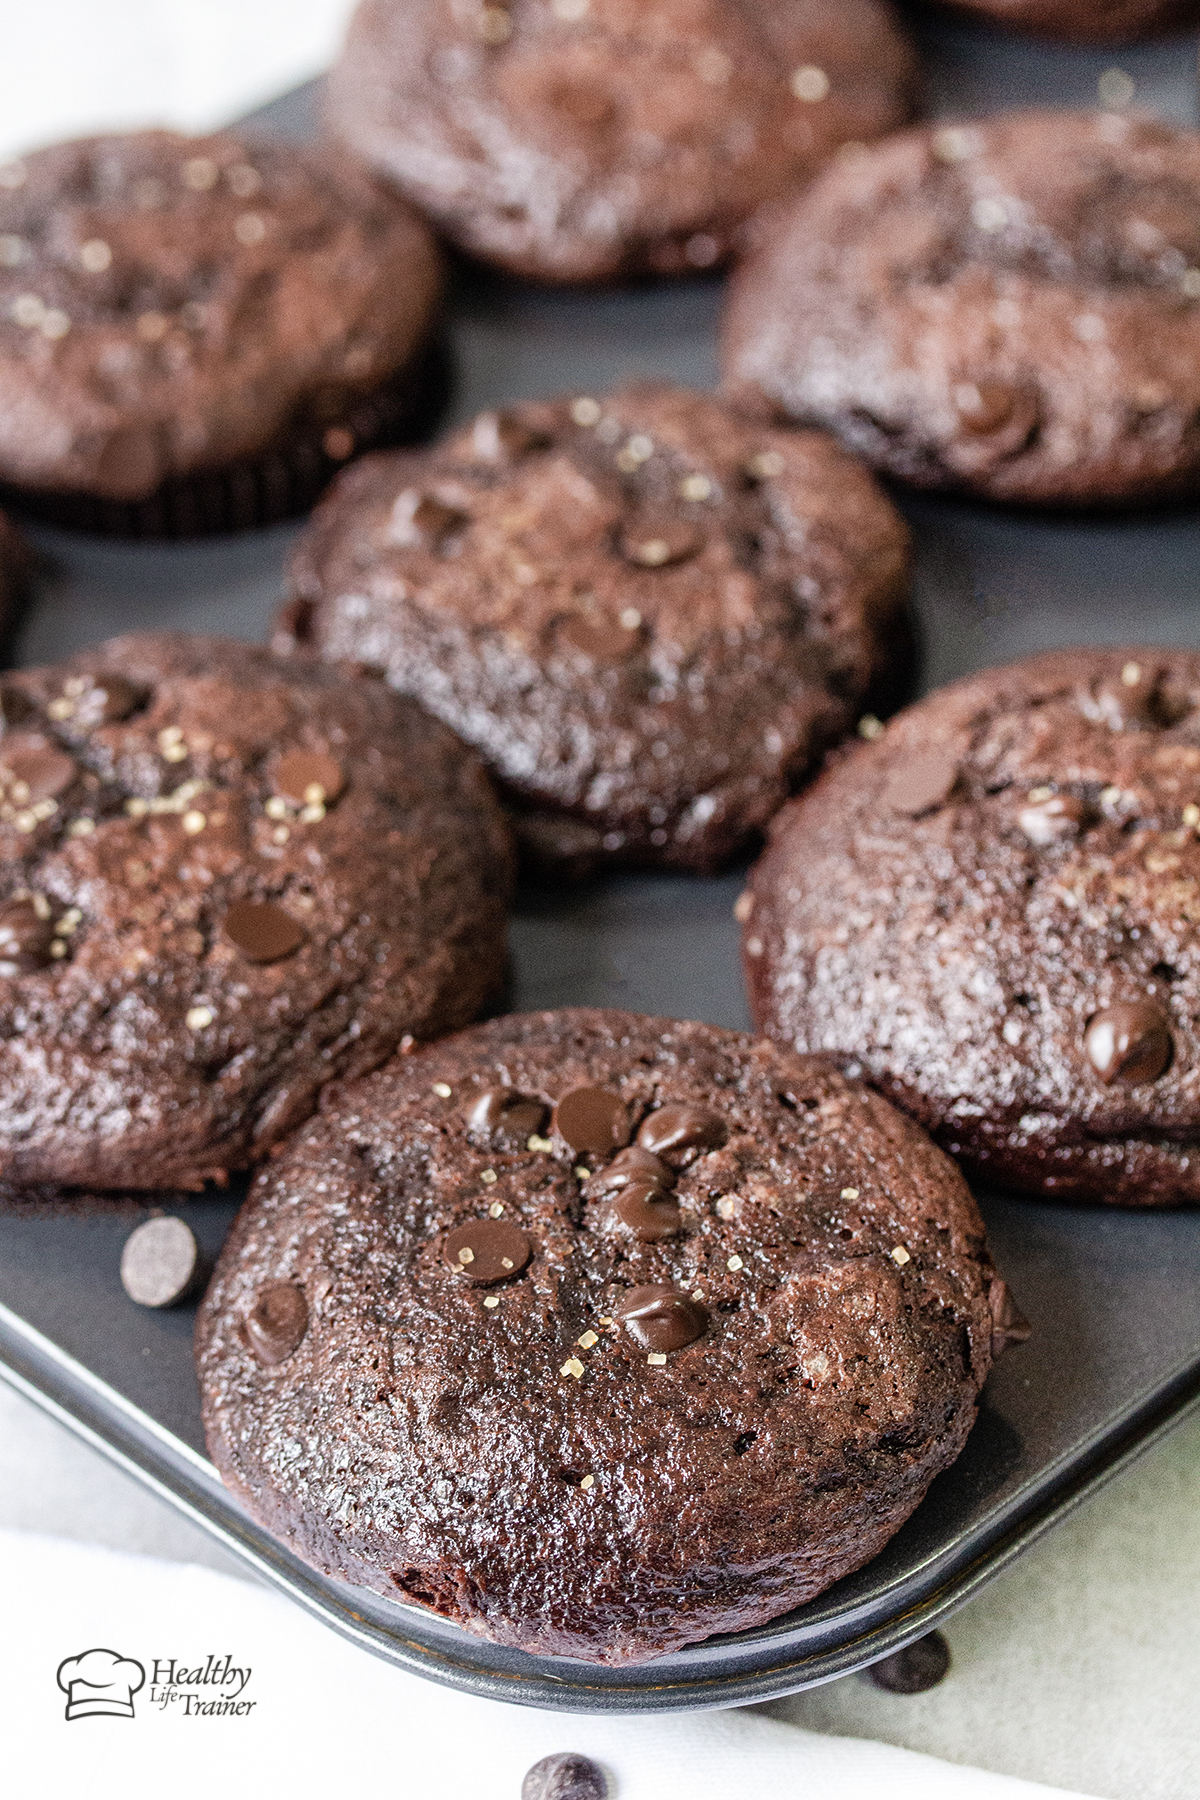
[[583, 1144, 674, 1198], [616, 1284, 708, 1352], [866, 1631, 950, 1695], [1084, 1001, 1173, 1085], [608, 1181, 683, 1242], [120, 1215, 203, 1309], [553, 1085, 630, 1156], [0, 897, 56, 973], [558, 613, 642, 661], [222, 900, 306, 964], [391, 489, 468, 548], [619, 520, 702, 568], [445, 1218, 532, 1284], [883, 750, 959, 817], [73, 675, 146, 728], [637, 1103, 727, 1157], [465, 1086, 548, 1148], [522, 1753, 608, 1800], [245, 1282, 309, 1365], [0, 739, 77, 802], [1017, 792, 1086, 847], [954, 381, 1018, 434], [274, 749, 346, 806], [988, 1278, 1032, 1359], [471, 409, 548, 462]]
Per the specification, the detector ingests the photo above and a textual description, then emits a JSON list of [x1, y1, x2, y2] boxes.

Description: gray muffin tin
[[1, 14, 1200, 1712]]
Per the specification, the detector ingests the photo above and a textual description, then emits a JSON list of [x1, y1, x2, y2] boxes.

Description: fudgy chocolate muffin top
[[0, 632, 511, 1193], [0, 130, 441, 504], [279, 382, 912, 875], [723, 110, 1200, 507], [325, 0, 919, 283], [924, 0, 1200, 42], [196, 1007, 1020, 1665], [744, 646, 1200, 1206]]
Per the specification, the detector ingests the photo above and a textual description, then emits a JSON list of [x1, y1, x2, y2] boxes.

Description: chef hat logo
[[56, 1648, 146, 1721]]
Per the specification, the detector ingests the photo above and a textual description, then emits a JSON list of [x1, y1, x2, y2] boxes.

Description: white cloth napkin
[[0, 1527, 1095, 1800]]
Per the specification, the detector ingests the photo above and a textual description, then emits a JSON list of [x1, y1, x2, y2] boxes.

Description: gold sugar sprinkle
[[571, 397, 601, 426], [265, 796, 289, 820], [715, 1197, 736, 1220], [577, 1330, 599, 1349], [481, 1169, 498, 1185], [597, 1316, 614, 1327], [181, 811, 206, 834], [299, 802, 326, 824], [271, 826, 289, 845], [527, 1134, 553, 1152], [186, 1005, 214, 1030], [573, 1165, 592, 1180], [561, 1357, 584, 1379], [727, 1254, 744, 1272], [46, 697, 74, 720], [483, 1295, 500, 1309], [1184, 804, 1200, 828], [432, 1081, 452, 1098], [67, 818, 95, 837], [579, 1474, 595, 1490], [791, 64, 830, 102], [458, 1246, 475, 1264], [858, 714, 883, 740], [1121, 661, 1142, 687], [679, 474, 712, 502], [488, 1201, 505, 1218], [891, 1245, 911, 1266], [840, 1187, 859, 1201], [647, 1352, 668, 1367]]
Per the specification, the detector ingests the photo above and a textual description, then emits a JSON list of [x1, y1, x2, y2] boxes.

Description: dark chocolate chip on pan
[[637, 1103, 726, 1156], [1084, 1001, 1173, 1085], [988, 1278, 1032, 1359], [445, 1219, 532, 1284], [120, 1215, 204, 1309], [866, 1630, 951, 1695], [883, 750, 959, 818], [522, 1753, 608, 1800], [245, 1282, 309, 1365], [222, 899, 306, 963], [616, 1284, 708, 1352], [273, 749, 345, 807], [0, 897, 56, 973], [553, 1085, 630, 1156], [466, 1086, 548, 1148]]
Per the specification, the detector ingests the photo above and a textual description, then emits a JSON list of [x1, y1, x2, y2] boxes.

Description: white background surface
[[0, 3, 1196, 1795]]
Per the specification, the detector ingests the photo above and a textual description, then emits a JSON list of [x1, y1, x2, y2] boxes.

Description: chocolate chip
[[954, 381, 1018, 434], [988, 1278, 1032, 1358], [120, 1215, 203, 1309], [273, 749, 346, 806], [637, 1103, 727, 1157], [465, 1086, 548, 1148], [1017, 792, 1086, 846], [222, 900, 306, 964], [0, 739, 77, 802], [0, 897, 56, 973], [1084, 1001, 1173, 1085], [866, 1630, 951, 1694], [583, 1144, 675, 1198], [73, 675, 146, 727], [558, 613, 641, 661], [608, 1181, 683, 1242], [245, 1282, 309, 1365], [883, 750, 959, 817], [522, 1753, 608, 1800], [470, 409, 547, 462], [390, 488, 468, 548], [0, 686, 32, 733], [619, 520, 702, 567], [1090, 670, 1161, 731], [553, 1085, 630, 1156], [445, 1218, 532, 1284], [616, 1284, 708, 1352]]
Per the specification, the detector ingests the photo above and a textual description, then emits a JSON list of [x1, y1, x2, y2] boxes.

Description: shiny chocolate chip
[[273, 749, 345, 807], [583, 1144, 674, 1198], [866, 1631, 950, 1695], [445, 1219, 532, 1285], [637, 1103, 727, 1158], [522, 1753, 608, 1800], [608, 1182, 683, 1242], [988, 1278, 1032, 1359], [553, 1085, 630, 1156], [1017, 792, 1086, 847], [0, 897, 56, 973], [470, 409, 547, 462], [390, 488, 468, 549], [883, 750, 959, 818], [465, 1086, 547, 1148], [558, 613, 641, 662], [120, 1216, 203, 1309], [619, 520, 701, 568], [616, 1284, 708, 1352], [245, 1282, 308, 1365], [954, 381, 1018, 435], [0, 739, 77, 802], [73, 675, 146, 728], [1084, 1001, 1173, 1085], [222, 900, 306, 964], [1091, 670, 1161, 731]]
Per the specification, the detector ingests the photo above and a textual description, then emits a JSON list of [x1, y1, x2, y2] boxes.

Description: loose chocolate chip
[[619, 519, 702, 568], [608, 1182, 683, 1242], [0, 897, 56, 973], [445, 1218, 532, 1284], [245, 1282, 309, 1365], [522, 1753, 608, 1800], [954, 381, 1018, 434], [883, 750, 959, 817], [583, 1144, 675, 1198], [466, 1086, 548, 1148], [273, 749, 346, 807], [866, 1630, 951, 1694], [120, 1215, 203, 1309], [470, 409, 547, 462], [1017, 792, 1086, 846], [0, 739, 77, 802], [637, 1103, 727, 1157], [390, 488, 468, 548], [616, 1284, 708, 1352], [222, 900, 306, 964], [73, 675, 146, 727], [988, 1278, 1032, 1358], [553, 1085, 630, 1156], [558, 613, 641, 661], [1084, 1001, 1173, 1085]]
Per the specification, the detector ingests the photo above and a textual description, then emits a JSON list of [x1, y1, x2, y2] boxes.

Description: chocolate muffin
[[278, 382, 912, 876], [0, 130, 444, 535], [196, 1007, 1021, 1665], [743, 646, 1200, 1206], [0, 632, 511, 1192], [325, 0, 919, 284], [723, 110, 1200, 508], [923, 0, 1200, 41]]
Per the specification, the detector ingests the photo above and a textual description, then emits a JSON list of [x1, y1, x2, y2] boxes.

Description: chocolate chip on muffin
[[325, 0, 919, 283], [277, 381, 912, 875], [724, 110, 1200, 508], [196, 1007, 1019, 1665], [744, 646, 1200, 1204], [0, 631, 511, 1192]]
